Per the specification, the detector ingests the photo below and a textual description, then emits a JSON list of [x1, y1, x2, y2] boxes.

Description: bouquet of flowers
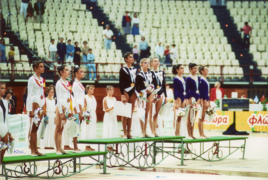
[[0, 141, 11, 151], [168, 99, 174, 103], [144, 81, 154, 92], [65, 110, 76, 121], [176, 107, 187, 117], [191, 97, 201, 111], [155, 95, 162, 101], [214, 99, 220, 108], [33, 108, 43, 127], [84, 111, 92, 124], [205, 106, 216, 122], [138, 92, 148, 102]]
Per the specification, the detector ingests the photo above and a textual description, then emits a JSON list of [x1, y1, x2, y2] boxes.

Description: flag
[[253, 96, 259, 103]]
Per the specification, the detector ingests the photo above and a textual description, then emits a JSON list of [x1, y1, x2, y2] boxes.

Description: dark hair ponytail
[[188, 63, 197, 70], [32, 60, 44, 71], [172, 64, 182, 75], [199, 66, 205, 75], [73, 65, 81, 77], [57, 64, 67, 76]]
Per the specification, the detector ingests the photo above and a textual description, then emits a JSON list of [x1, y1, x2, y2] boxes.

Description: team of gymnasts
[[0, 51, 210, 162]]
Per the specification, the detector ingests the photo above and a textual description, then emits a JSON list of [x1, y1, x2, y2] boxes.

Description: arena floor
[[3, 122, 268, 180]]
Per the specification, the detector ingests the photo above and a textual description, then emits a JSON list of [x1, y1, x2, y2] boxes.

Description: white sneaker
[[122, 135, 127, 139], [31, 154, 38, 157], [199, 136, 207, 139], [188, 137, 193, 140]]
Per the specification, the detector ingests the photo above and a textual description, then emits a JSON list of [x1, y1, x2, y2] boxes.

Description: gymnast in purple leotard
[[186, 63, 201, 139], [172, 64, 187, 136], [198, 66, 210, 139]]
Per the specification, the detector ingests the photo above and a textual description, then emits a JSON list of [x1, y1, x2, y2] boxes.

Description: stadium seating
[[100, 0, 243, 79], [227, 1, 268, 79], [2, 0, 125, 79]]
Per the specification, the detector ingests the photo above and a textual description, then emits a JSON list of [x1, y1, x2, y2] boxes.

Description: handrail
[[1, 60, 267, 83]]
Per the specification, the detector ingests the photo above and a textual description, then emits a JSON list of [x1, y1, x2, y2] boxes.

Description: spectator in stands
[[34, 0, 45, 23], [155, 42, 164, 63], [48, 39, 57, 62], [0, 39, 6, 63], [87, 49, 96, 80], [131, 13, 140, 36], [74, 42, 82, 66], [139, 36, 148, 60], [164, 45, 172, 66], [57, 37, 66, 64], [20, 0, 30, 19], [66, 39, 74, 65], [133, 45, 139, 63], [5, 88, 16, 114], [103, 25, 113, 51], [8, 46, 15, 63], [241, 22, 252, 51], [22, 87, 27, 114], [0, 13, 5, 38], [26, 2, 34, 23], [170, 44, 177, 61], [210, 81, 224, 101], [122, 11, 131, 38], [82, 41, 89, 65]]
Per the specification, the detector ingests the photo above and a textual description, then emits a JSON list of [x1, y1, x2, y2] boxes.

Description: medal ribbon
[[75, 79, 85, 91], [177, 75, 186, 92], [34, 74, 46, 111], [201, 76, 210, 93], [141, 71, 150, 84], [126, 67, 134, 83], [152, 71, 160, 87], [61, 79, 73, 111], [190, 74, 199, 91]]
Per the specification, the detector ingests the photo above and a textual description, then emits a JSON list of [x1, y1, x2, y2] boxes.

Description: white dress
[[41, 98, 56, 148], [102, 97, 118, 138], [81, 95, 97, 140]]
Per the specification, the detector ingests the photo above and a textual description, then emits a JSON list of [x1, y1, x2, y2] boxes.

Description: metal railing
[[0, 60, 267, 83]]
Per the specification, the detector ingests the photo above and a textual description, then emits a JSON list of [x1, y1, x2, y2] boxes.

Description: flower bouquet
[[65, 110, 76, 121], [65, 110, 80, 138], [0, 141, 10, 151], [38, 116, 49, 140], [205, 106, 216, 122], [168, 99, 174, 103], [214, 99, 220, 108], [191, 97, 201, 111], [144, 81, 154, 93], [176, 107, 187, 117], [84, 111, 92, 124], [138, 92, 148, 102], [33, 108, 43, 127]]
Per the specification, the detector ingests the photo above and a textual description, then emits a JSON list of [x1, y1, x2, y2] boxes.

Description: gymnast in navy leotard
[[186, 63, 201, 139], [149, 57, 167, 137], [136, 58, 154, 137], [198, 66, 210, 139], [172, 64, 187, 136], [119, 52, 137, 139]]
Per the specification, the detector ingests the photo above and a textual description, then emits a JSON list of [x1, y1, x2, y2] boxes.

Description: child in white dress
[[41, 85, 56, 149], [81, 85, 97, 151], [103, 85, 118, 151]]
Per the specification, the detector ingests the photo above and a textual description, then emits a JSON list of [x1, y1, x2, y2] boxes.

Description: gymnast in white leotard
[[55, 65, 78, 155], [26, 61, 46, 157], [0, 81, 14, 166], [71, 66, 85, 153]]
